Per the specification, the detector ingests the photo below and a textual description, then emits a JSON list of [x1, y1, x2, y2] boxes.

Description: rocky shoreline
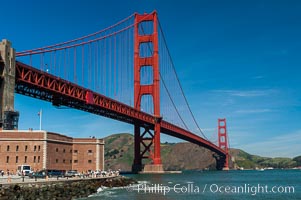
[[0, 176, 136, 200]]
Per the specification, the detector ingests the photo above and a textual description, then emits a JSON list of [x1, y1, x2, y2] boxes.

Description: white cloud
[[235, 129, 301, 158], [212, 89, 277, 97], [235, 109, 274, 114], [200, 127, 216, 132]]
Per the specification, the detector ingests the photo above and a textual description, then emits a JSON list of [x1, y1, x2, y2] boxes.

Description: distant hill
[[104, 133, 135, 171], [293, 156, 301, 166], [230, 149, 298, 169], [104, 133, 215, 171], [104, 133, 300, 171]]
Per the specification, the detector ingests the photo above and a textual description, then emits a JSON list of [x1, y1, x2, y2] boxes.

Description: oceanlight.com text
[[209, 184, 295, 196], [126, 183, 295, 196]]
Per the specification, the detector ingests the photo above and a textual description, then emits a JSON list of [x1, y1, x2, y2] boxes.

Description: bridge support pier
[[213, 154, 228, 170], [0, 39, 19, 130], [132, 120, 164, 174]]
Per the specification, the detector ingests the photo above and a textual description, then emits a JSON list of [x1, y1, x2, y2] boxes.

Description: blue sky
[[1, 0, 301, 158]]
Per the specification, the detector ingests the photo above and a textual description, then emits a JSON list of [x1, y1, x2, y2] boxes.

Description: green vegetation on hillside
[[104, 134, 301, 171], [104, 133, 135, 170], [232, 149, 298, 169], [293, 156, 301, 166]]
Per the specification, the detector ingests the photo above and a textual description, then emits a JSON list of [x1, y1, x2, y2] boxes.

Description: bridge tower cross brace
[[218, 118, 229, 170], [133, 11, 163, 173]]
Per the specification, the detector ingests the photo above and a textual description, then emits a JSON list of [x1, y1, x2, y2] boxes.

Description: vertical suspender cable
[[82, 45, 84, 86], [53, 51, 56, 76], [64, 49, 66, 79], [95, 41, 98, 92], [114, 34, 117, 98], [74, 47, 77, 83], [50, 51, 52, 73], [58, 50, 61, 78], [30, 55, 32, 68], [67, 48, 70, 81], [104, 38, 106, 96], [40, 53, 43, 71], [99, 40, 102, 94], [89, 43, 92, 89]]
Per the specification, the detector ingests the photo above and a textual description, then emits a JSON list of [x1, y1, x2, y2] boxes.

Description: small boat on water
[[255, 167, 265, 171]]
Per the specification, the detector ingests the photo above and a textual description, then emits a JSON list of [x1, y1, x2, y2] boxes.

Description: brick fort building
[[0, 130, 104, 173]]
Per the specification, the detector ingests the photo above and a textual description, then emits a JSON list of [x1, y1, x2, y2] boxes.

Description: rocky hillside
[[104, 133, 216, 171], [104, 133, 135, 171], [104, 133, 300, 171]]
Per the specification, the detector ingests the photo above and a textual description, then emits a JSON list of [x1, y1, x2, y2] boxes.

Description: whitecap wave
[[89, 190, 117, 197], [138, 180, 150, 184]]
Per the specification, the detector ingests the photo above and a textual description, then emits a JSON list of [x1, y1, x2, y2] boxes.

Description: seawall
[[0, 176, 136, 199]]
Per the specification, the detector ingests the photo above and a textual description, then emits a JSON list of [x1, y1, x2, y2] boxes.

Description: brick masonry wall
[[0, 131, 45, 173], [46, 142, 73, 170], [72, 138, 104, 173], [0, 131, 104, 173]]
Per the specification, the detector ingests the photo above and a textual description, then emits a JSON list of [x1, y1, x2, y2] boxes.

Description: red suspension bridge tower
[[132, 11, 163, 173], [218, 118, 229, 170]]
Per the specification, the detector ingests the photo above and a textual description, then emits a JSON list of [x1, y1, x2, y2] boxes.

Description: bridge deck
[[15, 61, 226, 157]]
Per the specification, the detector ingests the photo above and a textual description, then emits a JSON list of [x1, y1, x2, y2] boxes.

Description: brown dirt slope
[[104, 133, 216, 171]]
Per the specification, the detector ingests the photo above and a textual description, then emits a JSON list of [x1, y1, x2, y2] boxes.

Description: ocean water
[[82, 170, 301, 200]]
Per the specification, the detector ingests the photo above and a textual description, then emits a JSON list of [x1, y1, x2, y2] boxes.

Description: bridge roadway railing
[[15, 61, 226, 157]]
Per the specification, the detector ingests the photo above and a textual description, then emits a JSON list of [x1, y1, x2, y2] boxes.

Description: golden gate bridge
[[0, 11, 229, 172]]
